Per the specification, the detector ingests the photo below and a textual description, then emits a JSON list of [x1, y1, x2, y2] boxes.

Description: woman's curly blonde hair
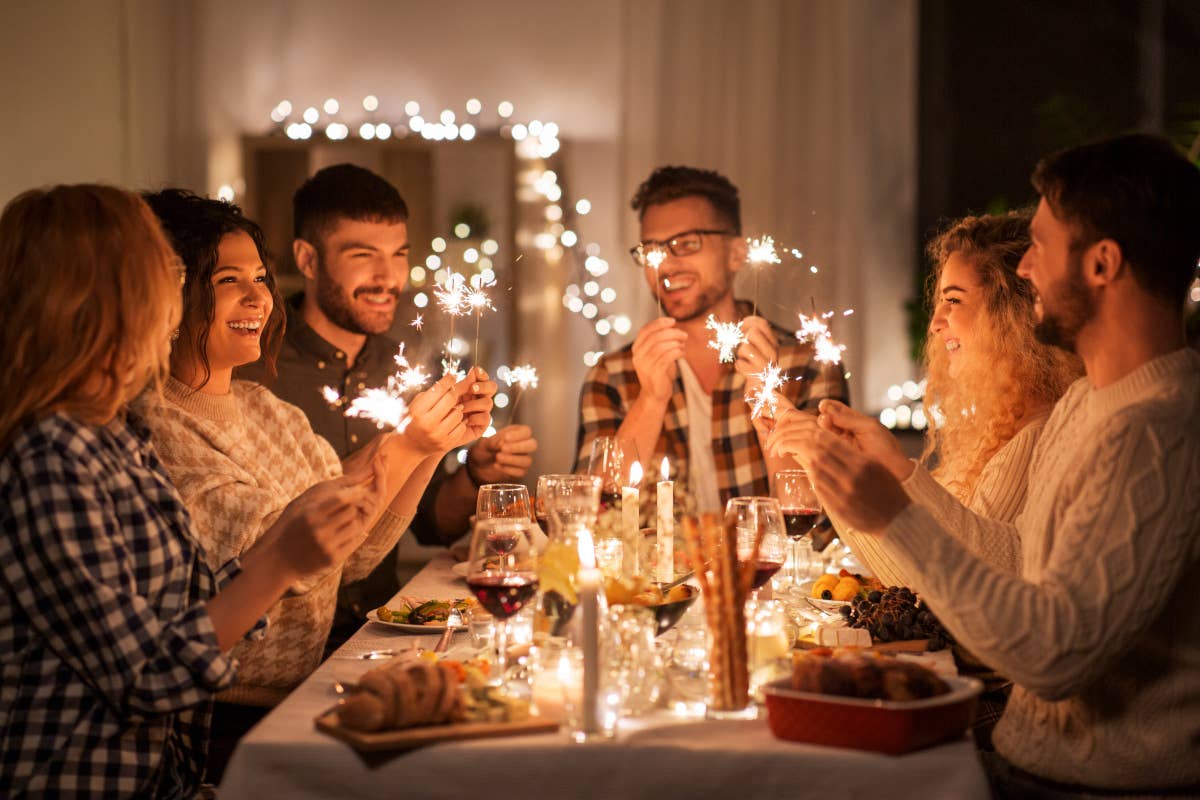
[[921, 210, 1082, 501]]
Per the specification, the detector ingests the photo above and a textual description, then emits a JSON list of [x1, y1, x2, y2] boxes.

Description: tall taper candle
[[657, 457, 674, 584], [577, 527, 601, 735], [622, 461, 642, 578]]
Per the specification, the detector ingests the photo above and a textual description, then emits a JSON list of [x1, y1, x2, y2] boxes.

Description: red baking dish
[[762, 675, 982, 755]]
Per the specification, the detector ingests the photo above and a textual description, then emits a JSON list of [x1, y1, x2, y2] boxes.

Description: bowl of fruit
[[605, 578, 698, 635]]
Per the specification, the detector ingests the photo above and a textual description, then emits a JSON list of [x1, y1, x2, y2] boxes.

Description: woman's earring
[[170, 328, 180, 342]]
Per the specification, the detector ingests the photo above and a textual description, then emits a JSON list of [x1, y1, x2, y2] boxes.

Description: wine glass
[[725, 497, 788, 600], [476, 483, 533, 522], [535, 474, 575, 537], [466, 517, 541, 685], [545, 474, 601, 536], [586, 436, 625, 510], [774, 469, 825, 592]]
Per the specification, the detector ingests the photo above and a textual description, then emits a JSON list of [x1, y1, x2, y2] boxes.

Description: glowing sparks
[[504, 364, 539, 391], [410, 314, 424, 330], [747, 235, 782, 266], [466, 274, 496, 312], [321, 386, 342, 406], [399, 365, 431, 391], [433, 269, 469, 317], [795, 310, 851, 366], [643, 248, 666, 270], [441, 356, 465, 381], [344, 377, 412, 431], [705, 314, 747, 363], [749, 362, 789, 420]]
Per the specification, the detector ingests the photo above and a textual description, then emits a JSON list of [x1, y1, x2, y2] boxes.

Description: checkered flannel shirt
[[574, 301, 850, 505], [1, 412, 265, 798]]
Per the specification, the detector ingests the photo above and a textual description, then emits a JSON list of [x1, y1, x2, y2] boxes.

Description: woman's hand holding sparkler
[[467, 425, 538, 482], [454, 366, 497, 447], [399, 374, 469, 456], [796, 429, 911, 536]]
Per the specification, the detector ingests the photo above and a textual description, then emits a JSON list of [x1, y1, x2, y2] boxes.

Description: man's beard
[[1033, 253, 1094, 352], [314, 253, 399, 336], [660, 274, 732, 323]]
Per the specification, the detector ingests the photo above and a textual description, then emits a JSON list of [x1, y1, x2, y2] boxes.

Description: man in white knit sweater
[[798, 134, 1200, 796]]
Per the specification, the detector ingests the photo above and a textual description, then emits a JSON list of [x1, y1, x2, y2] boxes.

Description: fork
[[433, 608, 464, 654]]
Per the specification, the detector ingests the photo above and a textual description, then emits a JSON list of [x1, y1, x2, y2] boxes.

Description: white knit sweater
[[135, 378, 410, 692], [885, 349, 1200, 790], [838, 413, 1047, 587]]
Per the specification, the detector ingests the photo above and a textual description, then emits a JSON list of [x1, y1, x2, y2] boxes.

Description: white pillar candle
[[577, 528, 601, 734], [657, 457, 674, 585], [622, 461, 642, 578]]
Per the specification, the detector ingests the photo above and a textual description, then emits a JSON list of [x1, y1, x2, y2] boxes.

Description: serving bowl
[[762, 675, 982, 755], [648, 583, 698, 636]]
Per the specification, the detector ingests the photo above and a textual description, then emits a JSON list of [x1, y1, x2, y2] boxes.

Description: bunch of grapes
[[838, 586, 954, 650]]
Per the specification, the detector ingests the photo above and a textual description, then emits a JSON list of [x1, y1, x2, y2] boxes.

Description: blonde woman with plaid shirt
[[0, 186, 382, 798]]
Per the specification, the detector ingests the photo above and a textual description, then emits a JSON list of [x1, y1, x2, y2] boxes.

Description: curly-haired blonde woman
[[768, 210, 1082, 585]]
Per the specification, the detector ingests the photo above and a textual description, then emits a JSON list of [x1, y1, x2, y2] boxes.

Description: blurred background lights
[[465, 98, 482, 115], [497, 101, 514, 118], [359, 122, 376, 139], [431, 237, 447, 253], [375, 122, 392, 139], [323, 98, 339, 115], [362, 95, 379, 112], [575, 198, 591, 215], [481, 239, 499, 255], [303, 106, 319, 124], [404, 100, 420, 116], [216, 185, 234, 202], [414, 292, 428, 308], [454, 223, 471, 239]]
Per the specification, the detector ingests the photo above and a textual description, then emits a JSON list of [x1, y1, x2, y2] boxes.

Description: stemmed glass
[[535, 474, 600, 539], [534, 475, 573, 538], [774, 469, 825, 592], [725, 497, 788, 600], [466, 517, 541, 685], [586, 436, 625, 510], [476, 483, 533, 521]]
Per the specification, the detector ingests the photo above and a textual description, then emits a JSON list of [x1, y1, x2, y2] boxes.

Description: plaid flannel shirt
[[574, 301, 850, 505], [1, 412, 264, 798]]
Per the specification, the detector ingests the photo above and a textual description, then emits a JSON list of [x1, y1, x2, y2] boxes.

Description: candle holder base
[[705, 703, 759, 721]]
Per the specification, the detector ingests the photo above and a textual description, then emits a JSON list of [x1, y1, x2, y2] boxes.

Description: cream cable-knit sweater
[[838, 413, 1048, 587], [135, 378, 410, 691], [884, 349, 1200, 790]]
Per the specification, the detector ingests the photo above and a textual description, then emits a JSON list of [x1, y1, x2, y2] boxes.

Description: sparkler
[[640, 246, 666, 316], [705, 314, 747, 363], [433, 268, 469, 353], [795, 309, 851, 366], [410, 314, 424, 331], [748, 361, 789, 423], [320, 375, 413, 431], [746, 235, 781, 316], [466, 274, 496, 366], [503, 363, 539, 419]]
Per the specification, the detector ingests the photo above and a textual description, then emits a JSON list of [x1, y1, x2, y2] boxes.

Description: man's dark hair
[[630, 166, 741, 234], [293, 163, 409, 245], [1031, 133, 1200, 303], [143, 188, 285, 384]]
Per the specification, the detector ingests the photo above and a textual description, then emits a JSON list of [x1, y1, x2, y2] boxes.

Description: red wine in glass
[[599, 489, 621, 511], [467, 573, 539, 619], [535, 513, 550, 537], [487, 529, 520, 554], [750, 559, 785, 590], [782, 507, 823, 540]]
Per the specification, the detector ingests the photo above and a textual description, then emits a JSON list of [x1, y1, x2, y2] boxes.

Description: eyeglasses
[[629, 229, 736, 267]]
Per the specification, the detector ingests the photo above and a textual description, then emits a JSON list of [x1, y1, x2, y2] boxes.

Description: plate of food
[[367, 597, 475, 633]]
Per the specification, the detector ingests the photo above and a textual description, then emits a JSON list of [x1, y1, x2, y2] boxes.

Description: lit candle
[[657, 457, 674, 584], [577, 527, 601, 735], [622, 461, 642, 578]]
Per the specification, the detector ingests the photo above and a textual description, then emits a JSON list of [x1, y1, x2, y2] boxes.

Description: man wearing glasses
[[574, 166, 849, 511]]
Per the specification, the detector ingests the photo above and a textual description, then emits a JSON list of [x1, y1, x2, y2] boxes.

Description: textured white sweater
[[885, 349, 1200, 790], [135, 379, 410, 692], [838, 413, 1047, 587]]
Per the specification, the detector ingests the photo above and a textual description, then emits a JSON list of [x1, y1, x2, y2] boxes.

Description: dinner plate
[[451, 561, 470, 579], [365, 616, 460, 634], [797, 580, 851, 611]]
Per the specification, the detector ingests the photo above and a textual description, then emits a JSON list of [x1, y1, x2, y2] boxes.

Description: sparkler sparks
[[504, 364, 539, 391], [344, 378, 412, 431], [410, 314, 424, 331], [746, 236, 782, 266], [749, 362, 789, 421], [795, 310, 851, 365], [321, 386, 342, 406], [705, 314, 747, 363], [433, 269, 469, 317]]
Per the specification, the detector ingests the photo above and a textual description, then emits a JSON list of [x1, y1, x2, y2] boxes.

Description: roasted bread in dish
[[790, 649, 949, 701]]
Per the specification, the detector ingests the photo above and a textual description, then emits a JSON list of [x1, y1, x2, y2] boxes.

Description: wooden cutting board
[[315, 710, 560, 752]]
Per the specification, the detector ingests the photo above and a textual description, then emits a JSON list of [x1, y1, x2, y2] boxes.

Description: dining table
[[219, 552, 991, 800]]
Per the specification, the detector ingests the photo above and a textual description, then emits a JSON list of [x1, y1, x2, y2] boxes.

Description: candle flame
[[629, 460, 643, 486], [660, 456, 670, 482]]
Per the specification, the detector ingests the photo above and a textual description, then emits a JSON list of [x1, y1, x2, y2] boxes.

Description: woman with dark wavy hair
[[133, 190, 495, 700]]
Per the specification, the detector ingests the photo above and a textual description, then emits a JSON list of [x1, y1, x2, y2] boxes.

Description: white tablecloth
[[220, 554, 990, 800]]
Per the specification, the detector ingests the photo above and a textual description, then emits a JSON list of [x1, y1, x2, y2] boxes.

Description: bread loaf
[[790, 649, 949, 701], [337, 660, 465, 732]]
